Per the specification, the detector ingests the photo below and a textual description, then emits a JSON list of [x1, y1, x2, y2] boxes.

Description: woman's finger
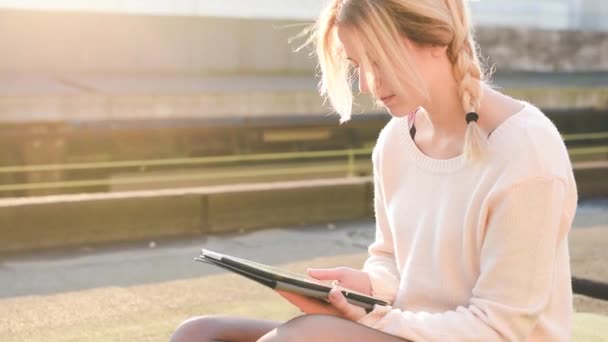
[[327, 288, 367, 321], [276, 291, 341, 316], [307, 267, 344, 281]]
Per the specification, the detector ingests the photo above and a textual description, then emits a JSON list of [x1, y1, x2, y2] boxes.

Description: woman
[[172, 0, 577, 341]]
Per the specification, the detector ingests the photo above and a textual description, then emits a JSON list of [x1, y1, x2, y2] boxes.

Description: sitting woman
[[171, 0, 577, 341]]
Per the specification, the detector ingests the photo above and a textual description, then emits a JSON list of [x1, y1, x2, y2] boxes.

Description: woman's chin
[[384, 103, 410, 118]]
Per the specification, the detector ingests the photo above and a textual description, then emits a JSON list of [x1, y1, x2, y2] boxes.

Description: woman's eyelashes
[[346, 57, 360, 69]]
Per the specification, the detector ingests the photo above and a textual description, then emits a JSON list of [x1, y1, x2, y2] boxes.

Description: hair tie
[[466, 112, 479, 124]]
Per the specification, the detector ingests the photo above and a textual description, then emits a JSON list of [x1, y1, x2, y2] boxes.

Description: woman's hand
[[275, 290, 340, 316], [276, 288, 367, 321], [275, 267, 373, 321], [307, 267, 373, 296]]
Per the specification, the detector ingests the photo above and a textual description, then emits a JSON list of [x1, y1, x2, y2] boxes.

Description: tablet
[[194, 249, 388, 312]]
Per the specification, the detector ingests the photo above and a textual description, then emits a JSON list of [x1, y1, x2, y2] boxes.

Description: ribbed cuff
[[363, 258, 400, 303], [357, 303, 393, 328]]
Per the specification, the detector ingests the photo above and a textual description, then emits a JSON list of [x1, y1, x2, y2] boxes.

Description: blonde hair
[[298, 0, 488, 160]]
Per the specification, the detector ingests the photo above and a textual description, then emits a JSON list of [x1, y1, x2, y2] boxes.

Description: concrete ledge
[[0, 177, 373, 253], [206, 179, 371, 233], [0, 165, 604, 253], [0, 193, 204, 253]]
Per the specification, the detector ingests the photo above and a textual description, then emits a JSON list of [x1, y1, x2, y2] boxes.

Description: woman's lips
[[381, 95, 396, 104]]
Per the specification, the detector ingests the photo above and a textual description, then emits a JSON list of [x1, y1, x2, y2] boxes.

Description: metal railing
[[0, 131, 606, 195], [563, 131, 608, 142], [0, 148, 373, 193]]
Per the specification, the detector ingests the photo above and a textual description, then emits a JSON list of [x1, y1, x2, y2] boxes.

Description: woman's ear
[[430, 44, 448, 58], [401, 35, 418, 52]]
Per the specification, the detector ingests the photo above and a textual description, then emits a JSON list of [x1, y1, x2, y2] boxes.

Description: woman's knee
[[171, 315, 224, 342]]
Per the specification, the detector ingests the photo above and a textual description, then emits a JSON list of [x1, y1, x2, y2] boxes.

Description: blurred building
[[0, 0, 606, 31]]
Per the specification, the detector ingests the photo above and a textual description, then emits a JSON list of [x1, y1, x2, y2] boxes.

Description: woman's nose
[[358, 70, 370, 95]]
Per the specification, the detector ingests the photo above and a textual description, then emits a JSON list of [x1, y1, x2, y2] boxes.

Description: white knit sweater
[[359, 102, 578, 341]]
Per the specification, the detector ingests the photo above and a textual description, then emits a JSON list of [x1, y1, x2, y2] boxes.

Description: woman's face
[[336, 24, 430, 117]]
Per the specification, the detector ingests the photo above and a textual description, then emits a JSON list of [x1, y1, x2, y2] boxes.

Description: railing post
[[347, 149, 355, 177]]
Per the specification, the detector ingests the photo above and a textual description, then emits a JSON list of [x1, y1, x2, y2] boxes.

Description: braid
[[446, 0, 486, 160], [305, 0, 491, 134]]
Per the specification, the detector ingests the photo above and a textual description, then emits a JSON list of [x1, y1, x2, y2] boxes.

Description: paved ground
[[0, 219, 372, 298], [1, 198, 606, 298], [0, 199, 606, 341]]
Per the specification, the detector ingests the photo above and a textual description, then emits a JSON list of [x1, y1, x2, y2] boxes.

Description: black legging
[[572, 276, 608, 301]]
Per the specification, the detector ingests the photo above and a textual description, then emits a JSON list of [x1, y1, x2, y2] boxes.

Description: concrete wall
[[0, 178, 372, 253], [0, 10, 315, 75], [1, 168, 605, 253]]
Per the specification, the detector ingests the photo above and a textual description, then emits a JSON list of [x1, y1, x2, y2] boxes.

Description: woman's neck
[[420, 77, 469, 139]]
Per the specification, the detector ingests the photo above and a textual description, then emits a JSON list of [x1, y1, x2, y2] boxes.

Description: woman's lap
[[258, 314, 410, 342], [171, 314, 409, 342], [171, 315, 282, 342]]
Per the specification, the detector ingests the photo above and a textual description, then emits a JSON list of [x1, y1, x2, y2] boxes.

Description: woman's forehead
[[336, 25, 361, 59]]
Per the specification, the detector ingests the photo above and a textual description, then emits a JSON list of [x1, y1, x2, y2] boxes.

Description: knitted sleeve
[[357, 177, 572, 341], [362, 162, 401, 303]]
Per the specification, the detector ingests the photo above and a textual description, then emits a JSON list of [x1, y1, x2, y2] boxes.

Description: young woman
[[171, 0, 577, 341]]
